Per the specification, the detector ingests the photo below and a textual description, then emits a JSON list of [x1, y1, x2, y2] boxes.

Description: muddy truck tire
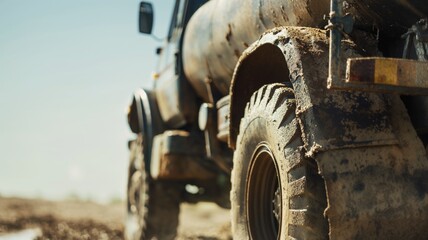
[[231, 84, 328, 239], [125, 136, 182, 240]]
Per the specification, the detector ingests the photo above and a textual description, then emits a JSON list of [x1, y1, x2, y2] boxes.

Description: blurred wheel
[[125, 135, 181, 240]]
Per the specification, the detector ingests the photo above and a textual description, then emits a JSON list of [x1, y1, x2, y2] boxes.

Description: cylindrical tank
[[183, 0, 329, 101], [183, 0, 428, 102]]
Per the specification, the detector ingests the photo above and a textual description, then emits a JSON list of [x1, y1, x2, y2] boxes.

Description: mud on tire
[[231, 84, 328, 239], [126, 135, 181, 240]]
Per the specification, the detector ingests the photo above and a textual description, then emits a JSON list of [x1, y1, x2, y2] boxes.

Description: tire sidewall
[[231, 115, 289, 239]]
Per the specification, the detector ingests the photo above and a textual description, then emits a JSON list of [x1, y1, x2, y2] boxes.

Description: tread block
[[250, 90, 258, 108], [260, 84, 284, 107], [285, 151, 305, 172], [276, 100, 296, 129], [255, 85, 267, 106], [288, 209, 307, 226], [288, 177, 306, 198], [288, 166, 307, 182]]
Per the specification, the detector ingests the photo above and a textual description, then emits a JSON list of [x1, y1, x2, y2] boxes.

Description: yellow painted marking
[[374, 59, 398, 85]]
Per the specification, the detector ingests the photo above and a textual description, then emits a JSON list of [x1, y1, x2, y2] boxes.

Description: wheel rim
[[246, 143, 282, 240]]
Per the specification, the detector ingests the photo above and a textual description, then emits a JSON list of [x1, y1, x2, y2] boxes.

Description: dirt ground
[[0, 196, 231, 240]]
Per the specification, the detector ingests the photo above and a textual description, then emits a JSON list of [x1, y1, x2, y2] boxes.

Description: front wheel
[[231, 84, 328, 239], [125, 135, 181, 240]]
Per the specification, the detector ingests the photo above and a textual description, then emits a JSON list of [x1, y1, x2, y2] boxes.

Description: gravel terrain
[[0, 197, 231, 240]]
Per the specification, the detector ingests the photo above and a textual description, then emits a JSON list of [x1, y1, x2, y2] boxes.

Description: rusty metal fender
[[229, 27, 398, 151], [127, 88, 164, 173]]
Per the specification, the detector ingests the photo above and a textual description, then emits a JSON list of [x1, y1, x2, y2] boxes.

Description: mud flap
[[316, 96, 428, 239]]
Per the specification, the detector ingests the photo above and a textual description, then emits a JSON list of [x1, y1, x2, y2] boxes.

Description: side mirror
[[139, 2, 154, 34]]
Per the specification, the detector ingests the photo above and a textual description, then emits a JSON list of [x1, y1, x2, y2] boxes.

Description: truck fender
[[127, 88, 164, 173], [229, 26, 398, 152]]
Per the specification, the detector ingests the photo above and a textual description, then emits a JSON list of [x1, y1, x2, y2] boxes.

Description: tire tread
[[232, 83, 328, 240]]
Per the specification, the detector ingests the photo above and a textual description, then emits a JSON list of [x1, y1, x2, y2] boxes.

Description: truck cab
[[142, 0, 208, 129]]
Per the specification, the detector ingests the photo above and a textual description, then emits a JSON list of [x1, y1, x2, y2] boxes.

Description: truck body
[[125, 0, 428, 239]]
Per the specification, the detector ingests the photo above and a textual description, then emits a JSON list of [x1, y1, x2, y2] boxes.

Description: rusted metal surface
[[228, 26, 428, 238], [150, 130, 215, 181], [316, 95, 428, 239], [182, 0, 329, 102]]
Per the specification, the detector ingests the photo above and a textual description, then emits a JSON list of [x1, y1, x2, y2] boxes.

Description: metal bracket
[[402, 18, 428, 61], [325, 12, 354, 35], [327, 0, 354, 89]]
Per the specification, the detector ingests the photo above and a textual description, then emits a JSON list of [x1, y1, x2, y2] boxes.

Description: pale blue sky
[[0, 0, 174, 202]]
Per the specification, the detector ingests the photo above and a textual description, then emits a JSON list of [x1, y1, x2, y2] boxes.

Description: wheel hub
[[246, 144, 282, 239], [273, 187, 281, 223]]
